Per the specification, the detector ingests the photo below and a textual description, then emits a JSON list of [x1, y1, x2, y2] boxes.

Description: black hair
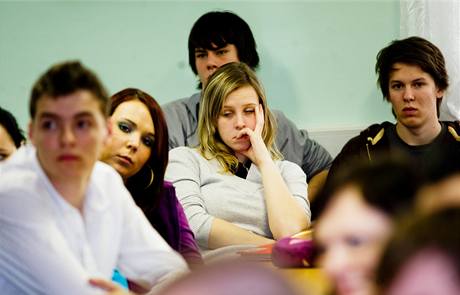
[[188, 11, 260, 88], [0, 107, 25, 148]]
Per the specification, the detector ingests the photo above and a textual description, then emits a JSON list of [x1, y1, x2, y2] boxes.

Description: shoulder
[[443, 121, 460, 142], [167, 147, 204, 174], [163, 180, 175, 190], [170, 146, 201, 159], [92, 161, 124, 182], [162, 93, 200, 115], [0, 149, 51, 222], [90, 161, 128, 202], [345, 121, 392, 147], [271, 109, 293, 127], [0, 146, 42, 194], [358, 121, 392, 140], [277, 160, 307, 178]]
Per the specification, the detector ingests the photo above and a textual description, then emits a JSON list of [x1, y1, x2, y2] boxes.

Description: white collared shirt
[[0, 145, 187, 295]]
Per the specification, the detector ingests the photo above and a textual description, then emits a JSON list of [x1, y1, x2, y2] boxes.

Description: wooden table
[[277, 267, 330, 295]]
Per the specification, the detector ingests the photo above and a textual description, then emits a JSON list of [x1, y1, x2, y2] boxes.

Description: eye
[[142, 135, 155, 148], [221, 111, 233, 117], [118, 122, 132, 133], [195, 52, 207, 59], [76, 118, 92, 130], [216, 49, 228, 56], [390, 83, 402, 90], [40, 119, 57, 131], [413, 82, 425, 88], [0, 153, 7, 161], [244, 108, 255, 114], [345, 236, 364, 247]]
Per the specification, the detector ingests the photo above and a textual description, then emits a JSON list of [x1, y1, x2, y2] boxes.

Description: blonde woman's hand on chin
[[237, 104, 272, 166]]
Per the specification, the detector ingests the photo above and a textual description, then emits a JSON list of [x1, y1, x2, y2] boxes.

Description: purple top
[[144, 181, 203, 266]]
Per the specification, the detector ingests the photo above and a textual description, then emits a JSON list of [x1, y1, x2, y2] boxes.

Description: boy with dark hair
[[0, 61, 187, 294], [325, 36, 460, 194], [163, 11, 332, 199]]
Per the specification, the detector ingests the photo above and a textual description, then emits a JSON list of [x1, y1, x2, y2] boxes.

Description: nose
[[59, 125, 76, 147], [321, 247, 349, 281], [126, 133, 141, 152], [206, 52, 219, 70], [403, 87, 415, 101], [234, 113, 246, 130]]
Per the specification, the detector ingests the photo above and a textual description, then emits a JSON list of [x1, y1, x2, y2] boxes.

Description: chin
[[231, 144, 251, 153]]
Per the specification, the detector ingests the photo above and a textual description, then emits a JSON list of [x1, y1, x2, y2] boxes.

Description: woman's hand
[[237, 104, 272, 167]]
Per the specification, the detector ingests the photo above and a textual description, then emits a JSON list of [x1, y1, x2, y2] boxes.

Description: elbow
[[271, 220, 309, 240]]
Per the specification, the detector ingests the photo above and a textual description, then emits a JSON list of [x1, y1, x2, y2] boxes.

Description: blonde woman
[[166, 62, 310, 253]]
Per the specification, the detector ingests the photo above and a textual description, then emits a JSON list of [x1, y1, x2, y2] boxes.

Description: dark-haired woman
[[100, 88, 202, 267]]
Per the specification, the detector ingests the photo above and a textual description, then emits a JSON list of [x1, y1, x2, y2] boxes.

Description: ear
[[436, 88, 445, 99], [28, 121, 35, 145], [103, 117, 112, 143], [106, 117, 112, 136]]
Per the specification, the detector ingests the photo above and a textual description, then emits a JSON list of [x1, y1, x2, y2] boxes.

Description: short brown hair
[[375, 36, 448, 114], [30, 61, 109, 118]]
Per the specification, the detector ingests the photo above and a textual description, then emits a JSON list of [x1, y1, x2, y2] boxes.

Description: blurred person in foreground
[[314, 155, 420, 295], [375, 208, 460, 295], [0, 61, 187, 295]]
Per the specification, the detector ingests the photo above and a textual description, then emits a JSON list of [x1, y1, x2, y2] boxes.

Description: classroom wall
[[0, 0, 398, 147]]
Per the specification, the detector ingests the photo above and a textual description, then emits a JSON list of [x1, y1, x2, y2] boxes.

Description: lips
[[234, 135, 249, 141], [57, 154, 79, 162], [402, 107, 417, 116], [116, 155, 133, 166]]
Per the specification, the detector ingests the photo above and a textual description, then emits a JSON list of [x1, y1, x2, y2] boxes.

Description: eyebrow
[[390, 77, 427, 83], [37, 111, 96, 120], [221, 103, 257, 110], [120, 118, 155, 136], [195, 45, 228, 52]]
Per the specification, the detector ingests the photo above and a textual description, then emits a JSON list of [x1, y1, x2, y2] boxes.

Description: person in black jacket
[[313, 36, 460, 219]]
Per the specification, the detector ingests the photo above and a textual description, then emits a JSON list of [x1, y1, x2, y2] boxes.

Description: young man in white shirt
[[0, 61, 187, 295]]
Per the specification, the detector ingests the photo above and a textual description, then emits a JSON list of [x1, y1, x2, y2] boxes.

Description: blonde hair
[[198, 62, 282, 173]]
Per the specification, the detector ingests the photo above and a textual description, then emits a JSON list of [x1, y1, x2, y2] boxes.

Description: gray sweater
[[162, 92, 332, 182], [165, 147, 310, 250]]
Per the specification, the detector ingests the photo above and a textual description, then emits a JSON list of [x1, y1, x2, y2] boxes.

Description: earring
[[144, 165, 154, 189]]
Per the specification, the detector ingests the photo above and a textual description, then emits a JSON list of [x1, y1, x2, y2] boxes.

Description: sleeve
[[273, 110, 333, 181], [162, 100, 190, 150], [165, 147, 213, 248], [280, 161, 311, 221], [116, 187, 188, 289], [0, 188, 104, 295], [174, 196, 204, 267]]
